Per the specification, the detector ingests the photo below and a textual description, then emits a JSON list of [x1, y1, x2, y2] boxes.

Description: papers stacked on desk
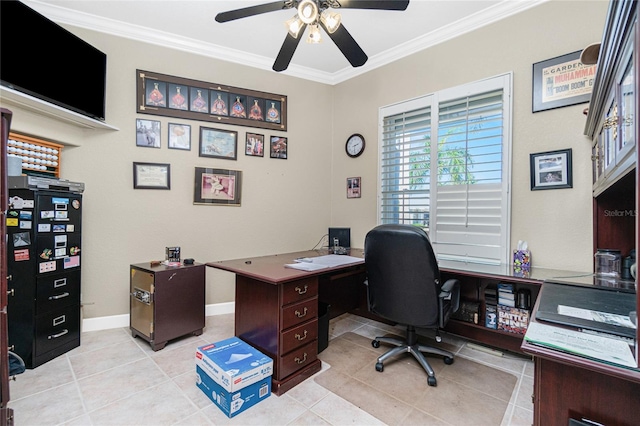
[[524, 322, 637, 368], [285, 255, 362, 271]]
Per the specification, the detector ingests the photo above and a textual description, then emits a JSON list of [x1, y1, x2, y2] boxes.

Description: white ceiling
[[24, 0, 547, 84]]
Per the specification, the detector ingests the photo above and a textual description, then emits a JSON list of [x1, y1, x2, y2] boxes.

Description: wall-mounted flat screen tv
[[1, 0, 107, 122]]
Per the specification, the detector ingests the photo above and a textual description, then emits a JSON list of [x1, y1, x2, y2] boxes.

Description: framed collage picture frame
[[530, 148, 573, 190], [347, 177, 361, 198], [136, 69, 287, 131], [168, 123, 191, 150], [199, 127, 238, 160], [194, 167, 242, 206]]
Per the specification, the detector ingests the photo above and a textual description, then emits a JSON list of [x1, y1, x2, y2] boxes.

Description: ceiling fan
[[215, 0, 410, 72]]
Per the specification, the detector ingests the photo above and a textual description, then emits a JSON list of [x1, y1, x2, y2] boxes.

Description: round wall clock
[[345, 133, 365, 158]]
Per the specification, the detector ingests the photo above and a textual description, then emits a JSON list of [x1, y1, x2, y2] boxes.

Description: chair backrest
[[364, 224, 441, 327]]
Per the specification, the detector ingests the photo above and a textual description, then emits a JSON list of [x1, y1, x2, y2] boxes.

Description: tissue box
[[195, 337, 273, 392], [513, 249, 531, 271], [196, 365, 271, 418]]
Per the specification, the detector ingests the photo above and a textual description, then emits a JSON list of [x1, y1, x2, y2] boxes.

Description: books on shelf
[[497, 282, 516, 307]]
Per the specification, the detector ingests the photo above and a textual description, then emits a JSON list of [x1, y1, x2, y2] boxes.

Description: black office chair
[[364, 224, 460, 386]]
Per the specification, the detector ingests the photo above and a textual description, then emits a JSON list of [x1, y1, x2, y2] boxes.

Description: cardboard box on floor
[[195, 337, 273, 392], [196, 366, 271, 418]]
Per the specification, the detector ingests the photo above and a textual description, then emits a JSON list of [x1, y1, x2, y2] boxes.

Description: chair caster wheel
[[427, 376, 437, 386], [436, 336, 442, 343], [375, 362, 384, 372], [372, 340, 380, 348], [444, 357, 454, 365]]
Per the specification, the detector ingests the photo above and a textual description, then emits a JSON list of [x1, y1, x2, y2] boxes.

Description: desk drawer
[[281, 319, 318, 354], [278, 340, 317, 379], [282, 298, 318, 330], [282, 278, 318, 306]]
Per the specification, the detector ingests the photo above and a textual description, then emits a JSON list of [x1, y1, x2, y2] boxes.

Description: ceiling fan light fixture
[[285, 15, 304, 38], [298, 0, 318, 24], [320, 10, 341, 33], [306, 24, 322, 43]]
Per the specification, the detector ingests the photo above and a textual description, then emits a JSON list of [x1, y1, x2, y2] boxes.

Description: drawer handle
[[48, 329, 68, 339], [295, 330, 308, 341], [294, 353, 307, 364], [295, 285, 308, 295], [49, 292, 70, 300], [295, 307, 308, 318]]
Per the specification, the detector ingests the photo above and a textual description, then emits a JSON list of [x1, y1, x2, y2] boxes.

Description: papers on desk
[[524, 322, 637, 368], [284, 255, 362, 271], [557, 305, 637, 329]]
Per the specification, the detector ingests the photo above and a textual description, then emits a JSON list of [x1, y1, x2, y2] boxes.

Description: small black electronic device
[[328, 227, 351, 250], [183, 258, 194, 265]]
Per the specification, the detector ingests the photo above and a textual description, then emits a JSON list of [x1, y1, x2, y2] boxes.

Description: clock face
[[346, 134, 365, 158]]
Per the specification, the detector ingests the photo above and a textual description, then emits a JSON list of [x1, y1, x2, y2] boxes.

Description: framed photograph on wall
[[168, 123, 191, 150], [245, 133, 264, 157], [136, 119, 161, 148], [199, 127, 238, 160], [530, 149, 573, 190], [193, 167, 242, 206], [347, 177, 361, 198], [270, 136, 287, 159], [133, 162, 170, 189], [532, 51, 597, 113]]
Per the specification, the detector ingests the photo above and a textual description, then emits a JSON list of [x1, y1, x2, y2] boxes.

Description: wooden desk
[[207, 249, 365, 396], [521, 286, 640, 426]]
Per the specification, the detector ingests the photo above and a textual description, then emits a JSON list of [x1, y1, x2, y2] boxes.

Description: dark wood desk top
[[522, 285, 640, 384], [206, 249, 365, 284]]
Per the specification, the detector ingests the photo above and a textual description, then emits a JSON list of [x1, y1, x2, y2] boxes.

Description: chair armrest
[[439, 279, 460, 314]]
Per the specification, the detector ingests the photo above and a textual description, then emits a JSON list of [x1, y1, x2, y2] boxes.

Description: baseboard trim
[[81, 302, 236, 332]]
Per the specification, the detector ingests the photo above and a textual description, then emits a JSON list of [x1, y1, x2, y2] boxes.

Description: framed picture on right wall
[[530, 148, 573, 190]]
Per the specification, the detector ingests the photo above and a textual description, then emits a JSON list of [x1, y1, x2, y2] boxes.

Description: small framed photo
[[168, 123, 191, 150], [245, 133, 264, 157], [194, 167, 242, 206], [347, 177, 361, 198], [270, 136, 288, 159], [133, 162, 171, 190], [145, 81, 166, 107], [199, 127, 238, 160], [530, 149, 572, 190], [136, 119, 161, 148]]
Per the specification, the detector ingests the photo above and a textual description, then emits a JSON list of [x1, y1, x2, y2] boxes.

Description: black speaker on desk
[[329, 227, 350, 253]]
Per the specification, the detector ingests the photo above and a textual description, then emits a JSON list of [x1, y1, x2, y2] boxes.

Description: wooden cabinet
[[129, 263, 205, 351], [440, 265, 542, 354], [235, 274, 321, 395], [585, 0, 638, 355]]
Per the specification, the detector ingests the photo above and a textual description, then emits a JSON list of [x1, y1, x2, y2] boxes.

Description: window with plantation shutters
[[378, 74, 512, 265]]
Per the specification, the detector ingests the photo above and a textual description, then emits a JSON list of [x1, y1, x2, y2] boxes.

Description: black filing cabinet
[[130, 262, 205, 350]]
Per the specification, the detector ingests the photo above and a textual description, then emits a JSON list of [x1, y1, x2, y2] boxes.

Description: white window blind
[[379, 74, 512, 264]]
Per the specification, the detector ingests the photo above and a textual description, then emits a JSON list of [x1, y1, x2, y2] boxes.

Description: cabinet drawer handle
[[295, 307, 308, 318], [295, 330, 308, 341], [49, 292, 70, 300], [295, 285, 308, 295], [48, 329, 68, 339], [7, 289, 14, 297], [294, 353, 307, 364]]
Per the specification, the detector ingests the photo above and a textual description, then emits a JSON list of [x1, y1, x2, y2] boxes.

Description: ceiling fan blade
[[334, 0, 410, 11], [215, 1, 291, 23], [273, 26, 307, 72], [319, 22, 368, 67]]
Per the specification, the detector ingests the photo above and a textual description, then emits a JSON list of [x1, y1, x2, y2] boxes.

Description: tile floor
[[7, 313, 534, 425]]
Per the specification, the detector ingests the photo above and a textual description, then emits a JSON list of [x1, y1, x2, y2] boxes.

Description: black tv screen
[[0, 0, 107, 121]]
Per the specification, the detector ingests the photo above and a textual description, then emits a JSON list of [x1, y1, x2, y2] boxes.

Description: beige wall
[[330, 0, 609, 272], [1, 0, 609, 320]]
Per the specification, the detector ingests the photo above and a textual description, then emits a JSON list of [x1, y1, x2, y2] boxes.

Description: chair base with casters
[[371, 325, 454, 387]]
